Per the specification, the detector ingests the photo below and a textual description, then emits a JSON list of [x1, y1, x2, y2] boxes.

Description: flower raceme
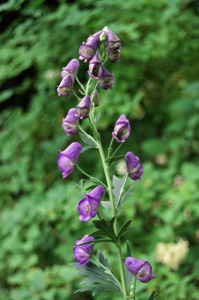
[[62, 108, 79, 136], [57, 142, 82, 178], [73, 235, 94, 267], [77, 186, 105, 222], [125, 152, 144, 181], [125, 257, 155, 283], [112, 114, 130, 142]]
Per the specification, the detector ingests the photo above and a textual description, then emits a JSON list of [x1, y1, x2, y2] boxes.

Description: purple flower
[[99, 66, 114, 90], [76, 96, 91, 119], [105, 29, 120, 43], [57, 142, 82, 179], [91, 89, 100, 107], [108, 49, 121, 63], [88, 53, 103, 79], [61, 59, 80, 78], [62, 108, 79, 136], [77, 186, 105, 222], [57, 75, 74, 97], [73, 235, 94, 267], [125, 152, 144, 181], [125, 257, 155, 283], [79, 37, 100, 61], [112, 114, 130, 143]]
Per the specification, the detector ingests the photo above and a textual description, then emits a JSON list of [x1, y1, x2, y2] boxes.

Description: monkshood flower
[[88, 53, 103, 79], [99, 66, 114, 90], [105, 29, 120, 43], [108, 49, 121, 63], [62, 108, 79, 136], [57, 75, 74, 97], [76, 95, 91, 119], [61, 59, 80, 78], [77, 186, 105, 222], [57, 142, 82, 178], [112, 114, 130, 142], [73, 235, 94, 267], [91, 89, 100, 107], [79, 37, 100, 61], [125, 257, 155, 283], [125, 152, 144, 181]]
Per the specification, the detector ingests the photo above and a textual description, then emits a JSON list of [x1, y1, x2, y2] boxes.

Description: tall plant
[[56, 27, 157, 300]]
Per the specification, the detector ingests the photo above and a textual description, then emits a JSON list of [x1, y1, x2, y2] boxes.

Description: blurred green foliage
[[0, 0, 199, 299]]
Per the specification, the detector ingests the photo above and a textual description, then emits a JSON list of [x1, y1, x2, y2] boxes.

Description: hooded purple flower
[[125, 152, 144, 181], [79, 37, 100, 61], [77, 186, 105, 222], [91, 89, 100, 107], [76, 96, 91, 119], [61, 59, 80, 78], [62, 108, 79, 136], [57, 142, 82, 179], [57, 75, 74, 97], [108, 49, 121, 63], [99, 66, 114, 90], [105, 29, 120, 43], [73, 235, 94, 267], [88, 53, 103, 79], [112, 114, 130, 142], [125, 257, 155, 283]]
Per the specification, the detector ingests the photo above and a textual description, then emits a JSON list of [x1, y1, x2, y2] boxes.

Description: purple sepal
[[105, 29, 120, 43], [79, 37, 100, 60], [62, 108, 79, 136], [112, 114, 130, 143], [77, 186, 105, 222], [108, 49, 121, 63], [61, 59, 80, 78], [57, 75, 75, 97], [125, 257, 155, 283], [99, 66, 114, 90], [88, 53, 103, 79], [57, 142, 82, 178], [73, 235, 94, 267], [125, 152, 144, 181], [76, 96, 91, 119]]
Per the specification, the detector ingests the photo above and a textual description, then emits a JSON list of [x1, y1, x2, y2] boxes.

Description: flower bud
[[91, 90, 100, 107], [125, 152, 144, 181], [57, 142, 82, 178], [73, 235, 94, 267], [88, 53, 103, 79], [112, 114, 130, 142], [76, 96, 91, 119], [57, 75, 74, 97], [78, 186, 105, 222], [61, 59, 80, 78], [125, 257, 155, 283], [99, 31, 107, 42], [79, 37, 100, 61], [62, 108, 79, 136]]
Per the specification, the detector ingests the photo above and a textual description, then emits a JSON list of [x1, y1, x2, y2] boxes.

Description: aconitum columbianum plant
[[56, 27, 157, 300]]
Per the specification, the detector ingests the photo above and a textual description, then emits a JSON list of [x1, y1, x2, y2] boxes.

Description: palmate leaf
[[92, 217, 117, 242], [70, 254, 122, 296], [117, 219, 132, 240]]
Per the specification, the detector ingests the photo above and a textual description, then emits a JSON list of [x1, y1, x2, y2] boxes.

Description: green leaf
[[78, 89, 85, 96], [117, 219, 132, 240], [119, 184, 134, 208], [108, 155, 125, 165], [101, 201, 111, 208], [79, 132, 97, 147], [92, 219, 117, 242], [75, 179, 84, 188], [148, 290, 160, 300], [94, 111, 101, 122], [126, 241, 132, 257], [82, 144, 96, 153], [93, 285, 120, 295], [113, 175, 125, 201]]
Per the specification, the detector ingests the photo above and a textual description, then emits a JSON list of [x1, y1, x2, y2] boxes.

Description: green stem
[[133, 277, 137, 300], [76, 76, 85, 92], [85, 77, 92, 95], [107, 137, 115, 159], [72, 90, 81, 101], [76, 164, 107, 190]]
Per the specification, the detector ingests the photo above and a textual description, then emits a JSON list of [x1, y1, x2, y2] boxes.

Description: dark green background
[[0, 0, 199, 299]]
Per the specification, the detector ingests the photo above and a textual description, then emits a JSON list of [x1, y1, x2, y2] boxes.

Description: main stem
[[97, 140, 128, 300]]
